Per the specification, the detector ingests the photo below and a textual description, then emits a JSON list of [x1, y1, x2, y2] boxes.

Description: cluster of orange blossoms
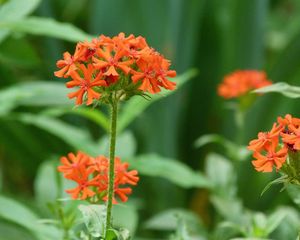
[[217, 70, 272, 99], [54, 33, 177, 105], [58, 152, 139, 203], [248, 114, 300, 173]]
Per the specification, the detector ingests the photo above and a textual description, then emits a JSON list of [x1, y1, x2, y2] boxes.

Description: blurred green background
[[1, 0, 300, 239]]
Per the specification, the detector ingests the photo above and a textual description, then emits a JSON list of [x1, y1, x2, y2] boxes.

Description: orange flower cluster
[[55, 33, 176, 105], [218, 70, 272, 99], [58, 151, 139, 203], [248, 114, 300, 172]]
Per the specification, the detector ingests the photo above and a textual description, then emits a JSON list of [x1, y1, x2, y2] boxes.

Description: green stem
[[105, 97, 118, 235]]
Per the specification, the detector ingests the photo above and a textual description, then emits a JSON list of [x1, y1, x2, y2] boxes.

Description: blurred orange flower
[[218, 70, 272, 99], [58, 152, 139, 203]]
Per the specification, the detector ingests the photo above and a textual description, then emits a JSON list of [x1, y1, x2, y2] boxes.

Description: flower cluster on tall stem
[[55, 33, 177, 237], [248, 114, 300, 175]]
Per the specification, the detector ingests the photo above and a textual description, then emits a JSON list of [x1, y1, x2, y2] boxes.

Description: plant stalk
[[105, 98, 118, 235]]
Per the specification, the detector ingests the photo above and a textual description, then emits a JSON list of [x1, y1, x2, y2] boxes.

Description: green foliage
[[129, 154, 211, 189], [254, 82, 300, 98]]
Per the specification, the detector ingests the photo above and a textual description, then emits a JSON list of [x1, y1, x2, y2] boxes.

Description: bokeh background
[[1, 0, 300, 239]]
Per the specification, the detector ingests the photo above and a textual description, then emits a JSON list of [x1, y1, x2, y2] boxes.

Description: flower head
[[218, 70, 272, 99], [58, 152, 139, 203], [248, 114, 300, 173], [55, 33, 177, 105]]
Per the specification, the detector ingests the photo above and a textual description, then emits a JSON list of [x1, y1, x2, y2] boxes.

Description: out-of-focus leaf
[[0, 221, 35, 240], [106, 229, 119, 240], [117, 69, 198, 132], [112, 204, 138, 236], [144, 209, 203, 232], [0, 195, 62, 239], [14, 113, 99, 155], [254, 82, 300, 98], [128, 154, 211, 189], [213, 221, 242, 240], [211, 196, 244, 224], [195, 134, 250, 161], [42, 107, 110, 132], [231, 238, 270, 240], [0, 37, 40, 68], [205, 153, 236, 198], [287, 184, 300, 207], [0, 0, 41, 43], [265, 208, 288, 235], [34, 159, 63, 212], [0, 17, 94, 42], [98, 131, 137, 158], [78, 204, 106, 238], [0, 81, 71, 115]]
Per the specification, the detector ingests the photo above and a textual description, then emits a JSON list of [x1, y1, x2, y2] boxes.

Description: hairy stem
[[105, 98, 118, 235]]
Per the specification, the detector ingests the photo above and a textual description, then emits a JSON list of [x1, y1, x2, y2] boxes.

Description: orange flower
[[58, 153, 139, 203], [251, 141, 288, 172], [66, 64, 107, 105], [247, 123, 283, 152], [281, 124, 300, 150], [218, 70, 272, 99], [54, 33, 177, 105], [58, 151, 91, 177]]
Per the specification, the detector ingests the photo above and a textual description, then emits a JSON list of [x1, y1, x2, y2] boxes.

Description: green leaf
[[265, 208, 288, 235], [195, 134, 250, 161], [42, 107, 110, 132], [128, 153, 211, 189], [106, 229, 118, 240], [98, 131, 137, 158], [0, 37, 41, 68], [0, 195, 62, 239], [144, 209, 203, 232], [211, 196, 244, 224], [112, 204, 138, 236], [14, 113, 99, 155], [0, 17, 94, 42], [0, 220, 36, 240], [286, 184, 300, 207], [254, 82, 300, 98], [0, 0, 41, 43], [260, 175, 288, 196], [117, 69, 198, 132], [213, 222, 242, 240], [0, 81, 71, 115], [205, 153, 236, 198], [78, 204, 106, 238]]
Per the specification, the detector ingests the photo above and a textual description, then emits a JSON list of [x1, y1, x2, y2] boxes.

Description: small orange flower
[[218, 70, 272, 99], [58, 152, 139, 203], [55, 33, 177, 105], [252, 141, 288, 172], [66, 64, 107, 105], [248, 123, 283, 152]]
